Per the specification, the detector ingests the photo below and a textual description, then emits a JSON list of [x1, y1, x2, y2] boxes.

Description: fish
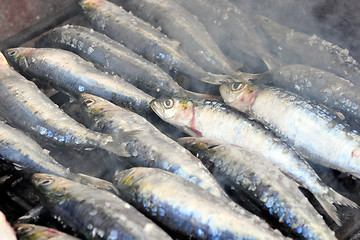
[[79, 0, 236, 85], [115, 0, 237, 76], [251, 64, 360, 127], [150, 96, 353, 225], [178, 137, 337, 239], [4, 47, 153, 115], [14, 223, 80, 240], [0, 120, 119, 194], [0, 52, 129, 157], [220, 81, 360, 194], [32, 173, 172, 240], [114, 167, 287, 240], [78, 93, 229, 200], [0, 211, 17, 240]]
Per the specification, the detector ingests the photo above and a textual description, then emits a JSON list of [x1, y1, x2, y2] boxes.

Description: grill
[[1, 0, 360, 239]]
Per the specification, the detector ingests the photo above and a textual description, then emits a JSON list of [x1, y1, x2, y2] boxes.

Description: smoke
[[229, 0, 360, 62]]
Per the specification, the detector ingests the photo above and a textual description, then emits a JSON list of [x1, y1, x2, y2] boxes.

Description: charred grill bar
[[1, 0, 360, 239]]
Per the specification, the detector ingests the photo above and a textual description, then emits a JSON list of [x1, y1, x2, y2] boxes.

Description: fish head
[[4, 47, 36, 63], [150, 97, 194, 129], [80, 0, 102, 10], [14, 224, 61, 239], [220, 82, 260, 112], [32, 173, 71, 205], [78, 93, 109, 129], [13, 224, 37, 238], [177, 137, 220, 151], [113, 168, 145, 194], [4, 47, 38, 71]]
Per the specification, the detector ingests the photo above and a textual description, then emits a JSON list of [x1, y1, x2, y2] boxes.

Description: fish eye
[[84, 98, 95, 107], [163, 99, 174, 109], [16, 226, 34, 235], [6, 50, 18, 56], [39, 178, 54, 186], [231, 82, 243, 91]]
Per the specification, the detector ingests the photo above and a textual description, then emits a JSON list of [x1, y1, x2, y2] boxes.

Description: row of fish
[[1, 0, 360, 239]]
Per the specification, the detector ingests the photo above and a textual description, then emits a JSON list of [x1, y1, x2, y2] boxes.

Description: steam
[[229, 0, 360, 62]]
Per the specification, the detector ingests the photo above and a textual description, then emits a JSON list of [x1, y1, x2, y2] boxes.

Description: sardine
[[0, 52, 129, 157], [14, 223, 80, 240], [252, 64, 360, 126], [114, 167, 287, 239], [220, 81, 360, 192], [4, 47, 153, 115], [115, 0, 236, 75], [78, 93, 228, 200], [150, 96, 353, 225], [79, 0, 236, 85], [0, 120, 119, 194], [0, 211, 17, 240], [178, 137, 337, 239], [32, 173, 172, 240]]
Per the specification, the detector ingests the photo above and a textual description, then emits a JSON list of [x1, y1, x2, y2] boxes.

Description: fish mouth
[[219, 84, 235, 104], [149, 99, 163, 116], [31, 173, 54, 187]]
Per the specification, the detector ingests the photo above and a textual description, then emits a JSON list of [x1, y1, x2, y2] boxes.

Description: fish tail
[[232, 72, 261, 82], [315, 188, 358, 226], [101, 132, 132, 158], [327, 188, 359, 208], [314, 193, 341, 226], [183, 90, 222, 101]]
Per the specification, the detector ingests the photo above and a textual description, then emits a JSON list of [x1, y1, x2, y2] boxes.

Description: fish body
[[78, 93, 228, 200], [14, 223, 80, 240], [114, 167, 286, 240], [253, 64, 360, 126], [150, 96, 355, 225], [0, 52, 129, 157], [178, 137, 336, 239], [4, 47, 153, 115], [79, 0, 234, 85], [36, 25, 196, 97], [118, 0, 236, 75], [32, 173, 172, 240], [220, 82, 360, 181]]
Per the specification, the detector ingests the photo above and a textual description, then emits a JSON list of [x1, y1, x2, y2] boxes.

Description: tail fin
[[76, 173, 120, 196], [314, 188, 358, 226], [101, 130, 141, 158], [183, 90, 222, 101]]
